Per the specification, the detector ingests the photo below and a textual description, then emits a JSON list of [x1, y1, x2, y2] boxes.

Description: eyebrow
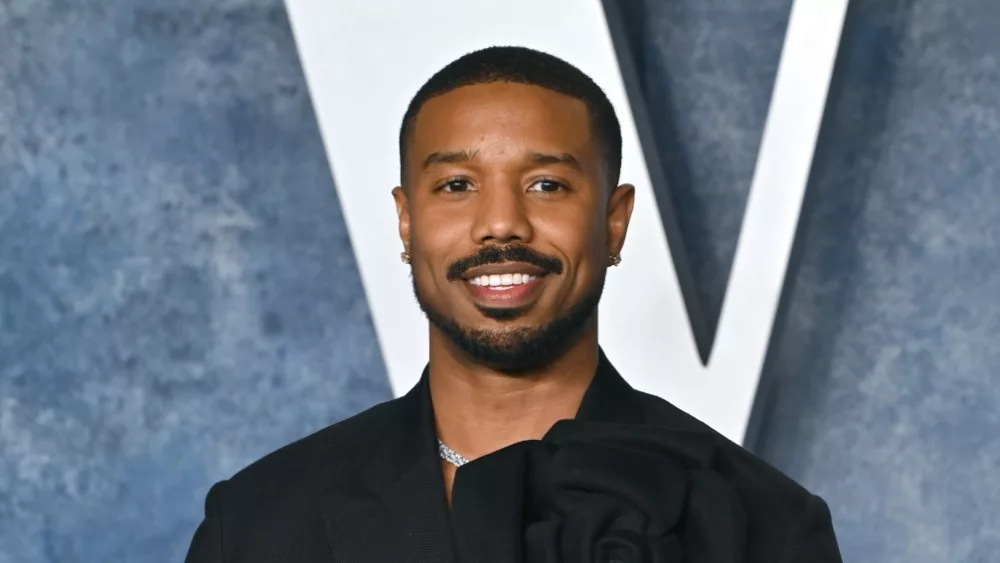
[[422, 149, 480, 169], [528, 152, 583, 172], [421, 149, 584, 172]]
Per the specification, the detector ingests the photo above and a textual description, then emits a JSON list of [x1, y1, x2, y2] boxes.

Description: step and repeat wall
[[1, 0, 998, 561]]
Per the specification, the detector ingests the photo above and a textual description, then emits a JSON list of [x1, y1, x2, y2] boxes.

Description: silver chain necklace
[[437, 439, 470, 467]]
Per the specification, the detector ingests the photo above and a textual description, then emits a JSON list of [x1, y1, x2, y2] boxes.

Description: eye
[[439, 178, 474, 192], [527, 178, 566, 193]]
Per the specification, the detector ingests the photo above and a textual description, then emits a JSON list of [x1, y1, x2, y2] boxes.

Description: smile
[[466, 273, 539, 290], [459, 264, 549, 310]]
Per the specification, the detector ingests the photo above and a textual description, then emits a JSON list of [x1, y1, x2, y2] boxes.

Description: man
[[185, 46, 842, 563]]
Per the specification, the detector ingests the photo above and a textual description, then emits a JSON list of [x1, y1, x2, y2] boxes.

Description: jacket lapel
[[574, 348, 647, 425], [320, 368, 456, 563]]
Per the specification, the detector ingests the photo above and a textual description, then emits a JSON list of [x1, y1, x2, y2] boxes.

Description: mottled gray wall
[[1, 0, 998, 562]]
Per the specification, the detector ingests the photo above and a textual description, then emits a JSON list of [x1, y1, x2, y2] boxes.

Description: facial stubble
[[411, 269, 606, 373]]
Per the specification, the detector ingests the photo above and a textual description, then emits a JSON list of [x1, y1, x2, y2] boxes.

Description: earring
[[400, 251, 411, 264], [608, 252, 622, 267]]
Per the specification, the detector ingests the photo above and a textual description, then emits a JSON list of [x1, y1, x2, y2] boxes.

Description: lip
[[459, 262, 550, 280], [461, 272, 547, 311]]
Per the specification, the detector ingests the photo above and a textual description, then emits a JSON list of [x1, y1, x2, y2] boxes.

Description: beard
[[411, 270, 606, 373]]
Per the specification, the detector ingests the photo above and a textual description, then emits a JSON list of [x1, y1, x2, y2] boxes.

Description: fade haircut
[[398, 46, 623, 188]]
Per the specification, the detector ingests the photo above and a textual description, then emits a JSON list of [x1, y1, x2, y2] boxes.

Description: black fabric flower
[[450, 420, 747, 563]]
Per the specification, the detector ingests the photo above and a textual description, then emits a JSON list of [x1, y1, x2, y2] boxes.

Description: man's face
[[393, 82, 633, 371]]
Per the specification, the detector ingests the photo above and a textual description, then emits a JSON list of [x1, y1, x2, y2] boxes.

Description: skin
[[391, 82, 635, 502]]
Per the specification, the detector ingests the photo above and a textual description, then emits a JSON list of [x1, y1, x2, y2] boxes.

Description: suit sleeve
[[184, 481, 227, 563], [776, 494, 844, 563]]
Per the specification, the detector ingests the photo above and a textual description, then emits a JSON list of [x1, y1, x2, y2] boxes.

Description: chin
[[413, 273, 603, 372], [458, 330, 562, 375]]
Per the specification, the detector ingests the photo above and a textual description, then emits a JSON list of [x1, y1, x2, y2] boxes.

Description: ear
[[606, 183, 635, 255], [392, 186, 411, 252]]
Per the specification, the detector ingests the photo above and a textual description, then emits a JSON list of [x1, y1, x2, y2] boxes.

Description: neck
[[427, 324, 599, 461]]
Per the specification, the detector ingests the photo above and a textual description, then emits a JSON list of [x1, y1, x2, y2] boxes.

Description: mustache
[[446, 245, 564, 281]]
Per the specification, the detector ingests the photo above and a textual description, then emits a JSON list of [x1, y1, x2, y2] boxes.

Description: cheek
[[533, 210, 606, 286], [410, 206, 472, 292], [411, 203, 468, 254]]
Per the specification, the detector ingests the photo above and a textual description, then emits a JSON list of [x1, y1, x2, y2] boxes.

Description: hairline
[[399, 80, 619, 190]]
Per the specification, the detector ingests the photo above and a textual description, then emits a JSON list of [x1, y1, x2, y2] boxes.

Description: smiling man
[[185, 46, 842, 563]]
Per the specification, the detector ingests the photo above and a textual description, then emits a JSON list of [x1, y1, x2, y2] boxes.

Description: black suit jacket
[[185, 351, 842, 562]]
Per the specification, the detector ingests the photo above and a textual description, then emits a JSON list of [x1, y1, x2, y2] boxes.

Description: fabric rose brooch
[[449, 420, 748, 563]]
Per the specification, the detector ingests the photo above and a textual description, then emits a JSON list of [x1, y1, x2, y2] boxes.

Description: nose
[[470, 179, 533, 245]]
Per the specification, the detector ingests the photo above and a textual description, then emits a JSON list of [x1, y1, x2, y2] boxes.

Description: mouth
[[459, 263, 550, 310], [467, 272, 541, 289]]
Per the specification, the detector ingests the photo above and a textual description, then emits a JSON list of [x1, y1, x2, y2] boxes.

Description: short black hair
[[398, 45, 622, 187]]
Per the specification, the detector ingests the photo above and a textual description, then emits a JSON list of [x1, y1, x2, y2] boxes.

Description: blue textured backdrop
[[1, 0, 998, 561], [0, 1, 388, 561]]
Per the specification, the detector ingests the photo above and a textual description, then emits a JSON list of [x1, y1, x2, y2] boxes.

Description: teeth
[[468, 274, 538, 287]]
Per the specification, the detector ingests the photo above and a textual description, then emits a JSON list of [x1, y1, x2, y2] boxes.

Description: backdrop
[[1, 0, 998, 561]]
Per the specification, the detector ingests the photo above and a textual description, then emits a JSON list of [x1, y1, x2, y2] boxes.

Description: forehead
[[408, 82, 598, 165]]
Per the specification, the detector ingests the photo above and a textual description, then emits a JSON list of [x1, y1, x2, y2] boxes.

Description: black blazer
[[185, 351, 842, 563]]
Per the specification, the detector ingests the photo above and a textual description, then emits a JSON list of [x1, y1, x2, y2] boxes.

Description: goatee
[[411, 272, 606, 373]]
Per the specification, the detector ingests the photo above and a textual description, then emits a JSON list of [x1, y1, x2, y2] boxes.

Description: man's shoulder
[[634, 390, 819, 517], [636, 389, 840, 561], [222, 395, 403, 502]]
